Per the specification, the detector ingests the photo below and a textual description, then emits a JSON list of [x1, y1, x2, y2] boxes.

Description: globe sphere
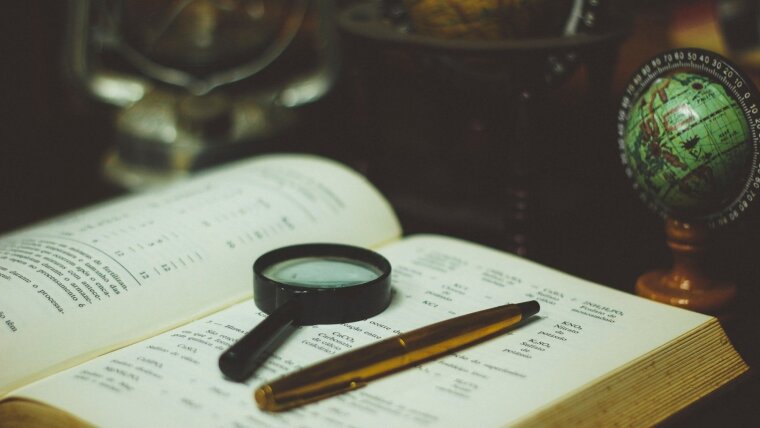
[[622, 72, 753, 217]]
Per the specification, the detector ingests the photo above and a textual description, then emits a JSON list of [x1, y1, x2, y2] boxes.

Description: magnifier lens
[[261, 256, 383, 288]]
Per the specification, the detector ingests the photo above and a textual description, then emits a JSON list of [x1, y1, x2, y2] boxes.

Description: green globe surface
[[623, 72, 752, 217]]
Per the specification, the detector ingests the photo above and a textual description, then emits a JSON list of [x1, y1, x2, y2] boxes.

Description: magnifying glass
[[219, 243, 392, 382]]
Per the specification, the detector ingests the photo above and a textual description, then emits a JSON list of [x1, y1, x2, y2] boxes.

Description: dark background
[[1, 1, 758, 425]]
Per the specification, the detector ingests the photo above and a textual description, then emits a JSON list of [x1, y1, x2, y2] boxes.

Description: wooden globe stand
[[636, 218, 736, 316]]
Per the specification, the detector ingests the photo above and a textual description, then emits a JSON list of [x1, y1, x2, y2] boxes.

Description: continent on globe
[[622, 72, 752, 217], [403, 0, 574, 39]]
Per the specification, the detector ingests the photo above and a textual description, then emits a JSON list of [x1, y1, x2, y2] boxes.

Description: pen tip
[[517, 300, 540, 319]]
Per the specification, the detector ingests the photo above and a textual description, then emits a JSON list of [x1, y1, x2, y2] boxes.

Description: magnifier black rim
[[253, 243, 392, 325]]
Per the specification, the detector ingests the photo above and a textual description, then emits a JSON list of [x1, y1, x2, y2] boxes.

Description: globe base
[[635, 270, 737, 317], [635, 218, 737, 317]]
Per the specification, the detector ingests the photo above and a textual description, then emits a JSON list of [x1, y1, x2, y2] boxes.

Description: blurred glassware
[[66, 0, 339, 189]]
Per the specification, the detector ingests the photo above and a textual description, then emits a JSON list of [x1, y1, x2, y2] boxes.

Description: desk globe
[[617, 48, 760, 315]]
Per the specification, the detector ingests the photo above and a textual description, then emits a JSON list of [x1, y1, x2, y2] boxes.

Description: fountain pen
[[255, 300, 540, 411]]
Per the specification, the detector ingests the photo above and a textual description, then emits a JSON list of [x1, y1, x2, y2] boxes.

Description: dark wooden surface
[[1, 1, 758, 426]]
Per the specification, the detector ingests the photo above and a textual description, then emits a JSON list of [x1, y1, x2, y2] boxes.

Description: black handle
[[219, 299, 299, 382]]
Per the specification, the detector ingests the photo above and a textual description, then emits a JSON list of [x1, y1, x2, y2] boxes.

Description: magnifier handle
[[219, 299, 299, 382]]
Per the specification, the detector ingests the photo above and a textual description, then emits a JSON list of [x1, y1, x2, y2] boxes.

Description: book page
[[7, 235, 716, 427], [0, 154, 401, 394]]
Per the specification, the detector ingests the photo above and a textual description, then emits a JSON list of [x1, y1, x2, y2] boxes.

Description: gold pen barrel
[[255, 301, 539, 412]]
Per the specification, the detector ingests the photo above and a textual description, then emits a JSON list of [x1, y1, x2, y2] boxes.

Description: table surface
[[1, 2, 758, 426]]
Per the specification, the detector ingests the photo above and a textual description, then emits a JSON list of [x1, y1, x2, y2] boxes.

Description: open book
[[0, 154, 748, 427]]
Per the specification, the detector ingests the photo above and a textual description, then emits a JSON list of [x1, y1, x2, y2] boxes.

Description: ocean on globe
[[622, 72, 752, 217]]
